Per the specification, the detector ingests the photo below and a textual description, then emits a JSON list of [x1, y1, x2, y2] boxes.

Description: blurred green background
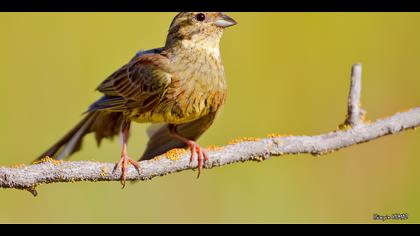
[[0, 12, 419, 223]]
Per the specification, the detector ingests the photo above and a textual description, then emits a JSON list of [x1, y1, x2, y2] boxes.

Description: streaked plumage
[[37, 12, 237, 186]]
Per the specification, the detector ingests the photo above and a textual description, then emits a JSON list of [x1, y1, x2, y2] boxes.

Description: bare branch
[[346, 63, 364, 127], [1, 64, 419, 196]]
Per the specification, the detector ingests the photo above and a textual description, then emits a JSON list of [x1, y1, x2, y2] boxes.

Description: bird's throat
[[182, 39, 221, 59]]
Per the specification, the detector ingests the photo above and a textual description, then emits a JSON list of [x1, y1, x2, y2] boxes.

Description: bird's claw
[[186, 141, 209, 178], [112, 154, 141, 188]]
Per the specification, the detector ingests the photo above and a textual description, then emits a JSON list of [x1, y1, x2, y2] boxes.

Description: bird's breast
[[134, 52, 227, 124]]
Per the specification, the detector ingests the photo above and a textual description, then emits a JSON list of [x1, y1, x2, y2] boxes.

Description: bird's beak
[[215, 13, 237, 28]]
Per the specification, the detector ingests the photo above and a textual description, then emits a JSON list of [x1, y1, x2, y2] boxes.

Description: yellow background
[[0, 13, 419, 223]]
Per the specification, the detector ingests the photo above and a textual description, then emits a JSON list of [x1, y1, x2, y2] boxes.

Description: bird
[[36, 12, 237, 187]]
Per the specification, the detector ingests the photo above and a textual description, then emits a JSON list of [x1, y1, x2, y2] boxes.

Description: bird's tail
[[36, 111, 124, 161]]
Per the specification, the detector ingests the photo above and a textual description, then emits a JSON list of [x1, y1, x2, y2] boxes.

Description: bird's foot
[[186, 141, 209, 178], [112, 154, 141, 188]]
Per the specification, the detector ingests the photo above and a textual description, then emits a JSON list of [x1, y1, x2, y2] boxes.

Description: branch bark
[[1, 64, 419, 196], [345, 63, 364, 127]]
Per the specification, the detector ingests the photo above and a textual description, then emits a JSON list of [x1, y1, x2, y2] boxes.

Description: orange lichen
[[151, 155, 163, 161], [338, 122, 352, 131], [364, 120, 372, 124], [267, 133, 290, 138], [360, 110, 367, 122], [228, 137, 261, 145], [100, 166, 109, 177], [32, 156, 63, 165], [11, 163, 26, 169], [165, 148, 187, 161], [206, 145, 223, 151]]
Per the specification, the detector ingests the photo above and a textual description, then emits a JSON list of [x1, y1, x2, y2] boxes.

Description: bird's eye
[[195, 13, 206, 22]]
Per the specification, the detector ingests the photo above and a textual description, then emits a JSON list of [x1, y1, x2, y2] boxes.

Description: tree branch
[[345, 63, 365, 127], [1, 64, 419, 196]]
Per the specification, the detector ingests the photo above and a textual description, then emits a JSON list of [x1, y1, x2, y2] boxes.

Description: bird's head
[[165, 12, 237, 49]]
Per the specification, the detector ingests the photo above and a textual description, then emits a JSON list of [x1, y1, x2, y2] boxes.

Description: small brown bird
[[37, 12, 237, 186]]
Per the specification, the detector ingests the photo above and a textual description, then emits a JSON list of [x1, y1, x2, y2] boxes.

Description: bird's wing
[[89, 53, 173, 113], [140, 112, 218, 160]]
